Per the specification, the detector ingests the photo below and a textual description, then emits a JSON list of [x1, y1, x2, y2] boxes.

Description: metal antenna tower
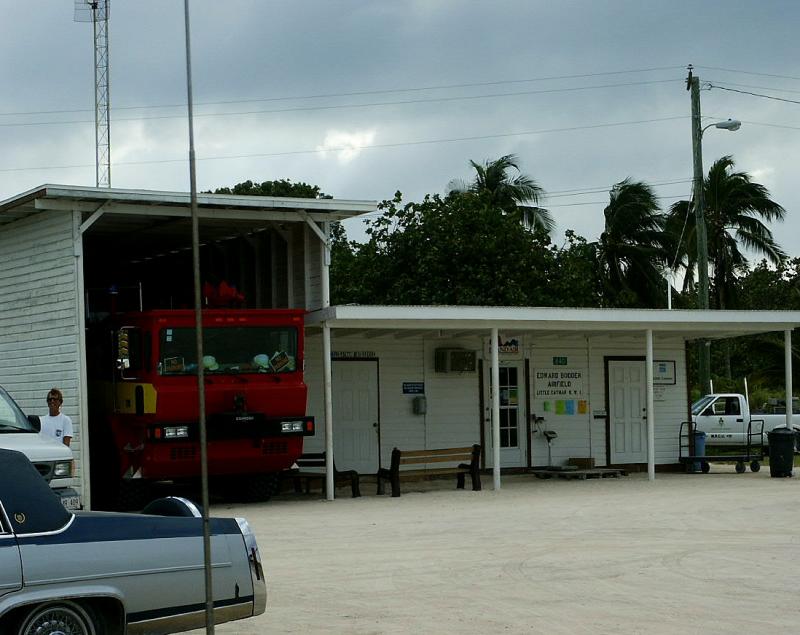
[[74, 1, 111, 188]]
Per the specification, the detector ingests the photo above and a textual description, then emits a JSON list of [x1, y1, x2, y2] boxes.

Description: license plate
[[61, 496, 81, 511]]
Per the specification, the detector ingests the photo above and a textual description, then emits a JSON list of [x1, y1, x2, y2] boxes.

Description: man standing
[[41, 388, 73, 447]]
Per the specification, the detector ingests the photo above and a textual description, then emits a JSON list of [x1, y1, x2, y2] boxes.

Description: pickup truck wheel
[[18, 601, 96, 635]]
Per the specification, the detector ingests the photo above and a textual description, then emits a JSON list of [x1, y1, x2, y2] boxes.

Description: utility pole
[[687, 64, 711, 394]]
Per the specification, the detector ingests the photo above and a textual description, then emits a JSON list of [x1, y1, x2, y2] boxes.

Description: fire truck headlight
[[281, 421, 304, 433], [164, 426, 189, 439], [54, 461, 73, 477]]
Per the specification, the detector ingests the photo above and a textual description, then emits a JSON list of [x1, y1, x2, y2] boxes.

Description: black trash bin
[[767, 427, 794, 478]]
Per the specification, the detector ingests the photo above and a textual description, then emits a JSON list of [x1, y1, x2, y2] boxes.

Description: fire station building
[[1, 184, 798, 506]]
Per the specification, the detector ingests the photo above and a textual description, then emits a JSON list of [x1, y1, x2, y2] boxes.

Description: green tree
[[667, 155, 786, 310], [211, 178, 329, 199], [547, 230, 603, 307], [333, 191, 561, 305], [594, 179, 669, 307], [449, 154, 554, 235]]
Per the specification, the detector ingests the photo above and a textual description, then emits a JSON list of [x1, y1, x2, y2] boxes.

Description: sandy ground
[[190, 467, 799, 635]]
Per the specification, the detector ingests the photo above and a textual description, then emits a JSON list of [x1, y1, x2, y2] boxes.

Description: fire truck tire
[[118, 480, 151, 511], [241, 473, 281, 502]]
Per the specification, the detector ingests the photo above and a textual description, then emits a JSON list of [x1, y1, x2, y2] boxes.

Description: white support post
[[646, 329, 655, 481], [74, 210, 92, 509], [286, 228, 295, 308], [786, 329, 793, 431], [303, 227, 312, 310], [323, 323, 334, 501], [321, 221, 331, 308], [491, 328, 501, 490]]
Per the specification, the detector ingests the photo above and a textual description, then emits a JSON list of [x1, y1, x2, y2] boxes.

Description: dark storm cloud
[[1, 0, 798, 256]]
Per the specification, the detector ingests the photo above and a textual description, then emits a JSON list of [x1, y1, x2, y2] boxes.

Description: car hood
[[0, 431, 72, 462]]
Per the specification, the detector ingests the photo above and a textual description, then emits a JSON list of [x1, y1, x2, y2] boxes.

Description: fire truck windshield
[[158, 326, 298, 375]]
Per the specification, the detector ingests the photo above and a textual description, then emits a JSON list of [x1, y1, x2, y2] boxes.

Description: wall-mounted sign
[[542, 399, 588, 416], [552, 356, 568, 365], [534, 368, 585, 398], [402, 382, 425, 395], [653, 360, 676, 385], [498, 335, 520, 354], [332, 351, 377, 360]]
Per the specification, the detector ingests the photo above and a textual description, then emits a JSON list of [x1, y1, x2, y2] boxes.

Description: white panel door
[[484, 362, 526, 468], [609, 360, 647, 464], [332, 361, 380, 473], [0, 537, 22, 597]]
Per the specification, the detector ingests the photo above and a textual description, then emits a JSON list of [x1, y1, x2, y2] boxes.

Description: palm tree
[[667, 155, 786, 310], [448, 154, 554, 234], [595, 179, 670, 307]]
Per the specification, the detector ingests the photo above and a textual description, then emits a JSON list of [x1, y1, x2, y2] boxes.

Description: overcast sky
[[2, 1, 799, 259]]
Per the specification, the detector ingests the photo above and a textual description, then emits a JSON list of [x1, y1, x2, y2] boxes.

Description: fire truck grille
[[170, 446, 197, 461], [261, 441, 288, 455]]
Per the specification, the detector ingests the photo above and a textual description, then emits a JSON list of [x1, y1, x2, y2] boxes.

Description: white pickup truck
[[692, 393, 800, 451], [0, 386, 81, 510]]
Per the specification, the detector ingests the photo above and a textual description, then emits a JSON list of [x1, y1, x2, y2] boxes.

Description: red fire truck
[[88, 309, 314, 508]]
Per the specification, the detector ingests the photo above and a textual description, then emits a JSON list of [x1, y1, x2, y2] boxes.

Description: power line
[[0, 65, 685, 118], [707, 80, 800, 95], [697, 65, 800, 83], [545, 178, 692, 199], [3, 112, 798, 176], [546, 194, 689, 209], [352, 193, 691, 218], [707, 83, 800, 106], [0, 115, 689, 174], [0, 79, 683, 129]]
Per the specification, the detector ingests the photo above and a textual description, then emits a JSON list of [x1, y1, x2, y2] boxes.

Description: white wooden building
[[303, 306, 799, 493], [0, 184, 798, 505]]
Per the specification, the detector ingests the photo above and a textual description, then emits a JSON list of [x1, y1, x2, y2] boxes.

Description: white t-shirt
[[40, 412, 74, 443]]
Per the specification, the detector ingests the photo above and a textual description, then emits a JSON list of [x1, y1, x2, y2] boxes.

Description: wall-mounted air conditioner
[[434, 348, 477, 373]]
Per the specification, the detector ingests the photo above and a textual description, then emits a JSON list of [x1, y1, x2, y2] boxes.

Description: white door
[[484, 362, 526, 468], [0, 537, 22, 598], [332, 360, 380, 474], [700, 396, 745, 444], [608, 360, 647, 464]]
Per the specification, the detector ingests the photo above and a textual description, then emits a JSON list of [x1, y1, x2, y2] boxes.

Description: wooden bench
[[376, 445, 482, 497], [288, 452, 361, 498]]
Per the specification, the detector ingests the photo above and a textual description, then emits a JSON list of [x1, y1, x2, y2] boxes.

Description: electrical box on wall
[[412, 395, 427, 415], [434, 349, 477, 373]]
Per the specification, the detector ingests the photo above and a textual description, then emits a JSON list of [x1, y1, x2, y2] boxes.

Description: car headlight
[[281, 420, 304, 432], [164, 425, 189, 438], [54, 461, 73, 477]]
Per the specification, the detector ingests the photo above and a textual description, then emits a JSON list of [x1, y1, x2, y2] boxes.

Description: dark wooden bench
[[376, 445, 482, 497], [288, 452, 361, 498]]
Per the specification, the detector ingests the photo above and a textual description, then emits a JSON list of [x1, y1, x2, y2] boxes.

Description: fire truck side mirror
[[116, 327, 142, 380]]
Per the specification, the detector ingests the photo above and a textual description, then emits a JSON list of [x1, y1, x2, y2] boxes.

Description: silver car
[[0, 448, 266, 634]]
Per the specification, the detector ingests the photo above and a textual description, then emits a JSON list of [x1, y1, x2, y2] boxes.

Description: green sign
[[552, 356, 568, 366]]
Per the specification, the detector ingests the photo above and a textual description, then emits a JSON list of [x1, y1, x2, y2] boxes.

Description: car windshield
[[159, 326, 298, 375], [691, 395, 716, 416], [0, 388, 36, 433]]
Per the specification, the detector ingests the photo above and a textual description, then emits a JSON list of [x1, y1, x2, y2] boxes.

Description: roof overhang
[[0, 184, 376, 225], [307, 305, 800, 341]]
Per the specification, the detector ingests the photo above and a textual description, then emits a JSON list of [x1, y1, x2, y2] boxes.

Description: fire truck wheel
[[118, 480, 151, 511], [241, 473, 280, 502]]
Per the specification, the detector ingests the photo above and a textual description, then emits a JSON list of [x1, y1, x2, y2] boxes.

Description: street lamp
[[687, 66, 741, 394]]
